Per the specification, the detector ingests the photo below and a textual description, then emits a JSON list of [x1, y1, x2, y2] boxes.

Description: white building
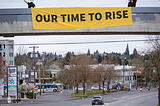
[[0, 40, 14, 96], [0, 40, 14, 66]]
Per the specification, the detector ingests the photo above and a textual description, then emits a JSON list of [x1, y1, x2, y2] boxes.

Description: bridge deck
[[0, 7, 160, 36]]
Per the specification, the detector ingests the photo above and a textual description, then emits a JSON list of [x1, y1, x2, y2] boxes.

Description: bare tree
[[0, 56, 5, 79], [94, 65, 107, 94], [73, 55, 92, 95], [146, 35, 160, 105], [94, 65, 118, 94], [16, 46, 27, 55], [65, 54, 92, 95]]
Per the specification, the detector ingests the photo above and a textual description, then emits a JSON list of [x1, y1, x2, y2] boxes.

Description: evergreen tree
[[97, 54, 102, 63], [87, 49, 90, 56], [117, 56, 122, 65], [130, 48, 139, 59], [124, 44, 130, 56]]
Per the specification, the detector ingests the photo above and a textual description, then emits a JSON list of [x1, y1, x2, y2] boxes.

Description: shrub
[[26, 92, 33, 99], [12, 99, 21, 103]]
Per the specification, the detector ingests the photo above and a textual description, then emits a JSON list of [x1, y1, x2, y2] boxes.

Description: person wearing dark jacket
[[128, 0, 137, 7], [24, 0, 36, 8]]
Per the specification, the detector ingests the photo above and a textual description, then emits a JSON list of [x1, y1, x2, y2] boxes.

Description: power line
[[13, 39, 154, 46]]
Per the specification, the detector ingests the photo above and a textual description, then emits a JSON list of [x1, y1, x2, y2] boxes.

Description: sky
[[0, 0, 160, 56]]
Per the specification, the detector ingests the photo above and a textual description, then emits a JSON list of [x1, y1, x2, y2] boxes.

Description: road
[[1, 87, 158, 106]]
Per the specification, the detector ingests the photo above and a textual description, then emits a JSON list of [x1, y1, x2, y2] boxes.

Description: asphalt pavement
[[0, 87, 158, 106]]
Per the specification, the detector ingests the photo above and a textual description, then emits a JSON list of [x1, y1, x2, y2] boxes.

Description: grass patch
[[71, 90, 103, 98], [71, 89, 119, 98]]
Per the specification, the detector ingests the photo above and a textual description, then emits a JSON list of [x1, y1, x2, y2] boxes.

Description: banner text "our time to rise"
[[35, 10, 129, 23]]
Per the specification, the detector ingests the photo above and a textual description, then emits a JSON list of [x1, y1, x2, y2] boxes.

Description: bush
[[26, 92, 33, 99], [12, 99, 21, 103], [21, 93, 24, 98]]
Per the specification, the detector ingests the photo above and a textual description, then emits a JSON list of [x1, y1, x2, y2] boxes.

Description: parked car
[[101, 86, 107, 91], [91, 85, 107, 91], [92, 96, 104, 105], [75, 87, 84, 91], [91, 86, 99, 90]]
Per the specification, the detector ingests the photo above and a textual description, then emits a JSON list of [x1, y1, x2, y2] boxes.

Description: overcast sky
[[0, 0, 159, 56]]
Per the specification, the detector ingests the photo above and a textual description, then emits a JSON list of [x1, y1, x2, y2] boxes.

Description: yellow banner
[[31, 7, 132, 29]]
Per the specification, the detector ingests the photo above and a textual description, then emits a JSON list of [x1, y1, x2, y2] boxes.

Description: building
[[0, 40, 14, 66], [0, 40, 14, 96]]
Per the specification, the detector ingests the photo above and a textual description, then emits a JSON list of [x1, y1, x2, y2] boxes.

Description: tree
[[94, 65, 119, 94], [124, 44, 130, 59], [130, 48, 139, 59], [0, 56, 5, 79], [64, 54, 92, 95], [146, 35, 160, 105], [87, 49, 91, 56], [94, 65, 107, 94], [74, 55, 92, 95]]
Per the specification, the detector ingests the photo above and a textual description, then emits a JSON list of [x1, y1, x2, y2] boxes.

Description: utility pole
[[36, 60, 42, 96], [29, 46, 39, 99], [129, 64, 131, 90], [42, 52, 45, 93]]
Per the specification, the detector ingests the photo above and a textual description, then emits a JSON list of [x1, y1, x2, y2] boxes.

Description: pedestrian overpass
[[0, 7, 160, 37]]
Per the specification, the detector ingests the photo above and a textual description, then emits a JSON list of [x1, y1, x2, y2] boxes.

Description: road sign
[[7, 97, 11, 103], [109, 85, 112, 89], [59, 87, 63, 91], [34, 86, 38, 91]]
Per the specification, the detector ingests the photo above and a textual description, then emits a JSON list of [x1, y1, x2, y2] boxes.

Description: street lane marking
[[71, 103, 76, 105], [131, 101, 134, 103], [109, 91, 157, 105], [127, 92, 157, 100]]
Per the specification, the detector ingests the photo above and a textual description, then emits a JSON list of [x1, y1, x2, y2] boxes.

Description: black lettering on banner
[[61, 14, 66, 22], [105, 12, 112, 20], [80, 14, 86, 21], [123, 10, 128, 18], [116, 11, 122, 19], [112, 11, 115, 19], [95, 13, 102, 20], [71, 14, 79, 22], [36, 14, 42, 22], [51, 15, 58, 22], [68, 14, 70, 22], [88, 13, 94, 21], [44, 15, 50, 22]]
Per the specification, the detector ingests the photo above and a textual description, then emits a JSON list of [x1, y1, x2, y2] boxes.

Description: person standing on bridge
[[128, 0, 137, 7], [24, 0, 36, 8]]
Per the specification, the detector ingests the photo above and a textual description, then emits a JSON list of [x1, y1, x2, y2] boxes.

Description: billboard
[[8, 67, 18, 97]]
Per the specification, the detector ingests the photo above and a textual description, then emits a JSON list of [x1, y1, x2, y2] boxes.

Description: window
[[3, 44, 5, 49], [9, 53, 13, 57], [3, 52, 5, 57], [9, 45, 13, 49], [9, 61, 13, 65], [125, 77, 129, 81]]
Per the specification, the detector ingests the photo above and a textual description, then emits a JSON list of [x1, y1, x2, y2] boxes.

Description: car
[[92, 96, 104, 105], [75, 87, 84, 91], [101, 86, 107, 91], [91, 85, 107, 91], [91, 86, 99, 90]]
